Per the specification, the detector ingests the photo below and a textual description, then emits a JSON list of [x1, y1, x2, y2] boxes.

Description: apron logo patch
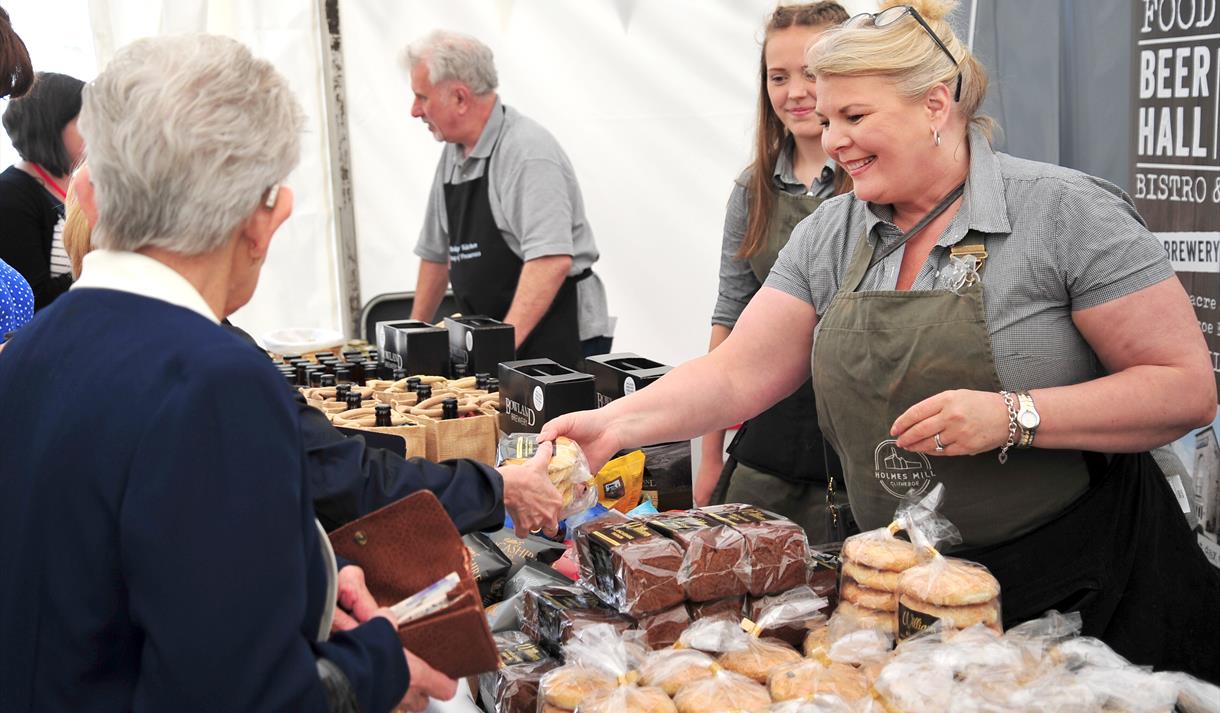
[[873, 440, 936, 498]]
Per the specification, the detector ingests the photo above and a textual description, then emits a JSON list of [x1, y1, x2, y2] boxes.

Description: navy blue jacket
[[0, 289, 408, 712]]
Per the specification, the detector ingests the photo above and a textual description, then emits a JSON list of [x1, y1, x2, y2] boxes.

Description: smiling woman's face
[[765, 25, 828, 141], [816, 73, 933, 206]]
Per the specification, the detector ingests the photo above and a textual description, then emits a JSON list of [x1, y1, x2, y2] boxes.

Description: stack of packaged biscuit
[[499, 434, 597, 520]]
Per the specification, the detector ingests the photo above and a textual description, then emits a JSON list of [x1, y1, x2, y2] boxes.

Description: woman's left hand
[[891, 389, 1011, 456], [332, 564, 382, 632]]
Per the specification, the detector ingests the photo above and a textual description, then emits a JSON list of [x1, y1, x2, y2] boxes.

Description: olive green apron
[[810, 229, 1090, 547], [722, 190, 848, 544]]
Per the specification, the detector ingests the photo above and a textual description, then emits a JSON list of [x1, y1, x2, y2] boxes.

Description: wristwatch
[[1015, 391, 1039, 448]]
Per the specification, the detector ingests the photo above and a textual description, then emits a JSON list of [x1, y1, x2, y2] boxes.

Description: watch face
[[1019, 411, 1039, 429]]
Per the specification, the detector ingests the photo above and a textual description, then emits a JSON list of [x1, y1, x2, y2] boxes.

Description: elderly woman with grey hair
[[0, 35, 454, 712]]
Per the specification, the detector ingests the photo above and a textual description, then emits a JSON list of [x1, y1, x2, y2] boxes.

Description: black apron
[[443, 131, 583, 369], [728, 190, 841, 485], [812, 218, 1220, 681]]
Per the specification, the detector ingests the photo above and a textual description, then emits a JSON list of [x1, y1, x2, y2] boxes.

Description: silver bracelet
[[998, 390, 1018, 464]]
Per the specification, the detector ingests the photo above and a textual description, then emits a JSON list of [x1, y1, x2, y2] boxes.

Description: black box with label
[[445, 316, 516, 377], [375, 320, 450, 377], [582, 352, 672, 407], [498, 359, 596, 434]]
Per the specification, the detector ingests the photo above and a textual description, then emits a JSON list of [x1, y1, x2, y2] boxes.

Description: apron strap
[[841, 182, 966, 294]]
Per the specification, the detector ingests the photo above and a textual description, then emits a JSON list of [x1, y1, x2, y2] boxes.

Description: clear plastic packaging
[[536, 623, 667, 713], [638, 647, 718, 697], [671, 664, 772, 713], [701, 504, 810, 596], [499, 433, 597, 519], [641, 510, 752, 602], [479, 631, 559, 713], [744, 585, 830, 649], [716, 591, 824, 685], [571, 510, 685, 616]]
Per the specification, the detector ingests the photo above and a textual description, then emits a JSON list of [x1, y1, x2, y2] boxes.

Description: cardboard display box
[[375, 320, 450, 378], [446, 316, 516, 378], [498, 359, 596, 434], [583, 353, 672, 407]]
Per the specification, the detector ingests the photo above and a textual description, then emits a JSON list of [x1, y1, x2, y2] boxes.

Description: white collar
[[72, 249, 220, 324]]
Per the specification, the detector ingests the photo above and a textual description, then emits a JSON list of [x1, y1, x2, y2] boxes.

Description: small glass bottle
[[441, 397, 459, 420], [374, 403, 393, 427], [416, 384, 433, 401], [486, 378, 499, 394], [406, 376, 421, 392], [392, 367, 407, 381], [319, 373, 336, 387], [334, 366, 352, 384], [451, 362, 469, 379], [475, 372, 490, 390], [345, 391, 363, 411], [335, 383, 352, 403]]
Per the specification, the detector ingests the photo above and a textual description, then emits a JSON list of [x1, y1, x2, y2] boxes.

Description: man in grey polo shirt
[[403, 30, 612, 368]]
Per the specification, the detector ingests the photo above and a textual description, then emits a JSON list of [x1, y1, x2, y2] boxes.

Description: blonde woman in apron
[[545, 0, 1220, 682]]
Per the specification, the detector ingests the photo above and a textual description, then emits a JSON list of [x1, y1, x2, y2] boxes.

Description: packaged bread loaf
[[635, 604, 692, 650], [518, 584, 633, 657], [641, 510, 751, 602], [477, 631, 558, 713], [702, 504, 809, 596], [572, 510, 685, 616], [687, 596, 745, 623]]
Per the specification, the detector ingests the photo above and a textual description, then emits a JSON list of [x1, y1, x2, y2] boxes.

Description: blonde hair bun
[[879, 0, 957, 22]]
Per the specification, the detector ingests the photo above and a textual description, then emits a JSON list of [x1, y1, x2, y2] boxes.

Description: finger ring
[[934, 433, 945, 452]]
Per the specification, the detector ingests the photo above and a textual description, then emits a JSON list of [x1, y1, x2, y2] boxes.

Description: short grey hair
[[79, 34, 303, 256], [402, 30, 498, 95]]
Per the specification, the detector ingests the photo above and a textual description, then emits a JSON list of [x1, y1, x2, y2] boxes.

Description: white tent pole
[[316, 0, 361, 339], [967, 0, 979, 52]]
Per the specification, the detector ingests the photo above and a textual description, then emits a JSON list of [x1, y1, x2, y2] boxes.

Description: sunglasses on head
[[847, 5, 962, 102]]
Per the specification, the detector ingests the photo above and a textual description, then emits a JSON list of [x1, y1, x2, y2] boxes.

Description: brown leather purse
[[328, 491, 498, 678]]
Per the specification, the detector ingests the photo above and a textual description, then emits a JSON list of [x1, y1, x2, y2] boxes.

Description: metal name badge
[[937, 254, 982, 294]]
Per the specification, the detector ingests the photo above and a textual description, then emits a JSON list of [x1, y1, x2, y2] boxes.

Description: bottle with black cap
[[374, 403, 393, 427], [335, 383, 352, 403], [320, 373, 336, 387], [486, 377, 499, 394], [307, 367, 326, 388], [346, 360, 366, 386], [406, 376, 421, 392], [451, 362, 469, 379], [475, 372, 490, 390], [344, 390, 363, 411], [441, 397, 459, 420], [391, 367, 407, 382], [282, 353, 303, 365], [334, 366, 352, 385], [293, 361, 312, 386], [416, 383, 433, 402]]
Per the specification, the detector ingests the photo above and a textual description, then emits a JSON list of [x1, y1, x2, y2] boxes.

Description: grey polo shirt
[[712, 138, 837, 329], [414, 99, 612, 340], [768, 128, 1175, 392]]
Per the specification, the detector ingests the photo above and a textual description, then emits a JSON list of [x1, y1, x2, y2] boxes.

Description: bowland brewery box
[[445, 316, 515, 377], [376, 320, 450, 377], [499, 359, 596, 434], [583, 353, 672, 407]]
